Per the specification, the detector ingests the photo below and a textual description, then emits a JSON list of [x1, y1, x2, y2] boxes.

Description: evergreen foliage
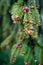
[[0, 0, 43, 65]]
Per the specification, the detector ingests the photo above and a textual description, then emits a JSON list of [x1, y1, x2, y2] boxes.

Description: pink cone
[[16, 43, 19, 47], [28, 31, 31, 34], [18, 47, 21, 50], [24, 7, 29, 12], [19, 45, 22, 48], [25, 62, 28, 65], [38, 64, 41, 65], [29, 27, 34, 30], [24, 9, 26, 12], [11, 16, 14, 21], [13, 21, 17, 24], [18, 45, 22, 50], [16, 15, 19, 20], [24, 20, 29, 23]]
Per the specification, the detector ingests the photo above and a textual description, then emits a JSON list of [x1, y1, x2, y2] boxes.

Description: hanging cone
[[23, 6, 29, 12]]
